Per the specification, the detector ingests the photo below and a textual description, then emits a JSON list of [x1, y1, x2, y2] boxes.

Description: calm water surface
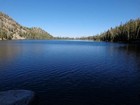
[[0, 40, 140, 105]]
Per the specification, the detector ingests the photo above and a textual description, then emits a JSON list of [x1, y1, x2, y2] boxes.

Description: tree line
[[93, 19, 140, 42]]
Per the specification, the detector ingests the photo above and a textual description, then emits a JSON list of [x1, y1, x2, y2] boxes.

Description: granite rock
[[0, 90, 35, 105]]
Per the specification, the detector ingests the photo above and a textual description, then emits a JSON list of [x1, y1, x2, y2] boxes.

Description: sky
[[0, 0, 140, 37]]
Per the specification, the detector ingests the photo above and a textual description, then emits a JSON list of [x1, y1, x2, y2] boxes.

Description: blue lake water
[[0, 40, 140, 105]]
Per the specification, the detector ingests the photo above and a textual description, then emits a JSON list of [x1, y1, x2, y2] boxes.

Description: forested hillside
[[0, 12, 53, 40], [78, 19, 140, 43], [94, 19, 140, 42]]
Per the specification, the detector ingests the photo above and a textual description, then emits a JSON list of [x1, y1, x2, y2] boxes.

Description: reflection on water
[[0, 40, 140, 105], [117, 44, 140, 71], [0, 40, 50, 63], [119, 44, 140, 55], [0, 41, 20, 62]]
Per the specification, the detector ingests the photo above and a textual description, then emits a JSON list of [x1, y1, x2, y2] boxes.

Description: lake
[[0, 40, 140, 105]]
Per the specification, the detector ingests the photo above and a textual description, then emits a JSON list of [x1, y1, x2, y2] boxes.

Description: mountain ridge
[[0, 12, 53, 40]]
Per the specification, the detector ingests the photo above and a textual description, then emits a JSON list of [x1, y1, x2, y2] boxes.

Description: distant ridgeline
[[80, 19, 140, 43], [0, 12, 53, 40]]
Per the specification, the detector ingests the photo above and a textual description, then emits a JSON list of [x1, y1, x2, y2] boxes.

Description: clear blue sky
[[0, 0, 140, 37]]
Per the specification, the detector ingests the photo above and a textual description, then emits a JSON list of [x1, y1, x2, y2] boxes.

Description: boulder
[[0, 90, 35, 105]]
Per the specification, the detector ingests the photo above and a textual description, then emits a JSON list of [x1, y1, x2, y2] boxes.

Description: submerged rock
[[0, 90, 35, 105]]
